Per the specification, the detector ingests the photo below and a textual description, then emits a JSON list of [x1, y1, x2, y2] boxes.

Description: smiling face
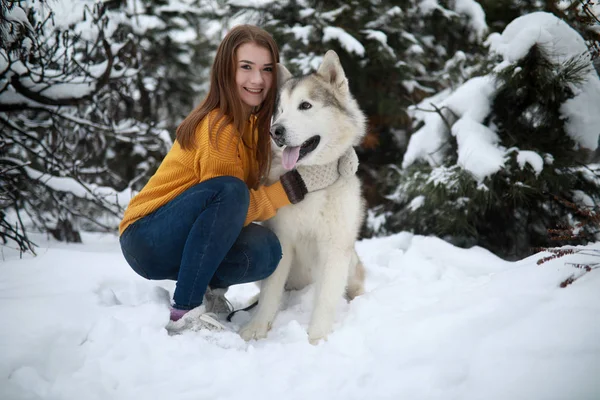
[[235, 42, 274, 114]]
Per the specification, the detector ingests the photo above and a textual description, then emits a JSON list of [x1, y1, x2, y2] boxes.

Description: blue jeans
[[119, 176, 282, 310]]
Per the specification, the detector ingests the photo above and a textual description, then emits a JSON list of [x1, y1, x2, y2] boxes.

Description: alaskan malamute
[[239, 50, 367, 344]]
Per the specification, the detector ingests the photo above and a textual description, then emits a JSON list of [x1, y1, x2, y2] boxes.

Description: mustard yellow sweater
[[119, 111, 290, 235]]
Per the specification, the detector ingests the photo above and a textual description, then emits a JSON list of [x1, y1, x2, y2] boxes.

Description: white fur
[[239, 51, 367, 344]]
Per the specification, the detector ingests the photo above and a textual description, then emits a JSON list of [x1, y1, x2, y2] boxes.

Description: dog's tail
[[226, 293, 259, 322]]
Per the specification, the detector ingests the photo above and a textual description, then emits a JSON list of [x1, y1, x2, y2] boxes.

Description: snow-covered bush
[[371, 12, 600, 259]]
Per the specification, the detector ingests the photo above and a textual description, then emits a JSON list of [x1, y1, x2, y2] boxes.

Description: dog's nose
[[270, 125, 286, 139]]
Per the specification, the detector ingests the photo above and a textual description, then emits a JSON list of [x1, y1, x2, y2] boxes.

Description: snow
[[488, 12, 588, 66], [1, 232, 599, 399], [5, 4, 31, 26], [560, 77, 600, 150], [446, 76, 496, 120], [322, 27, 365, 57], [40, 81, 97, 99], [366, 209, 387, 232], [407, 43, 425, 55], [0, 49, 7, 71], [28, 0, 122, 41], [129, 15, 167, 35], [408, 195, 425, 211], [418, 0, 441, 15], [454, 0, 488, 40], [403, 75, 497, 172], [229, 0, 277, 7], [320, 6, 349, 22], [427, 165, 460, 188], [417, 0, 488, 39], [573, 190, 596, 208], [286, 25, 313, 46], [452, 116, 505, 182], [362, 29, 396, 58], [514, 149, 545, 176], [0, 86, 40, 107], [299, 8, 316, 19], [290, 53, 325, 75], [24, 167, 134, 210], [31, 0, 90, 30], [169, 27, 198, 43]]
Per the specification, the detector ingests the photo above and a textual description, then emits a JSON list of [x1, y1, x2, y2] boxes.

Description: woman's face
[[235, 42, 274, 113]]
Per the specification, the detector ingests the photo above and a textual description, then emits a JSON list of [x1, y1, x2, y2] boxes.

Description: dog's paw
[[239, 319, 271, 341], [308, 336, 327, 346], [307, 324, 330, 345]]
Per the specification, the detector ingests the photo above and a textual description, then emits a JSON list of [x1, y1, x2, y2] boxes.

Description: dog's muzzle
[[270, 124, 286, 147]]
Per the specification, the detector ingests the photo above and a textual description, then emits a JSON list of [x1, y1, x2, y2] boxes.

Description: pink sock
[[170, 307, 189, 322]]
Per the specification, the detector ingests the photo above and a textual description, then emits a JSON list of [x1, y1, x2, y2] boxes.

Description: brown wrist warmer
[[280, 170, 308, 204]]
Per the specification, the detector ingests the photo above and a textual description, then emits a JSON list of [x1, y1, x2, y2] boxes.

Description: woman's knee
[[199, 176, 249, 224], [206, 176, 249, 208], [119, 226, 178, 280]]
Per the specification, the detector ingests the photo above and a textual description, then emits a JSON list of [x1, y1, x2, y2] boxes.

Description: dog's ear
[[277, 63, 293, 90], [316, 50, 349, 94]]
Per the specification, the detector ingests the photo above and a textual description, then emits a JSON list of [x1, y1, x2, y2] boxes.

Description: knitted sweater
[[119, 110, 290, 235]]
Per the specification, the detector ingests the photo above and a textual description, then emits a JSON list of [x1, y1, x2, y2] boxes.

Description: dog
[[238, 50, 367, 344]]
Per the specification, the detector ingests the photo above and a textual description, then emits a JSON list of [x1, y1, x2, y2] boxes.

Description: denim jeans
[[119, 176, 282, 310]]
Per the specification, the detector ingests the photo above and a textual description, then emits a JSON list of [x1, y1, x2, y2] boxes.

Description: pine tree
[[371, 12, 600, 259]]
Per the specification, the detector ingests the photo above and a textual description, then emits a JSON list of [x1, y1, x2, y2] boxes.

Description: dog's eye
[[299, 101, 312, 110]]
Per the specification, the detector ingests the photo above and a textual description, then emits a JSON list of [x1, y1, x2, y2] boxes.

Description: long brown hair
[[176, 25, 279, 185]]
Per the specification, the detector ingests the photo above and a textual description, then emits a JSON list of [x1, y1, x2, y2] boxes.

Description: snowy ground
[[1, 232, 599, 400]]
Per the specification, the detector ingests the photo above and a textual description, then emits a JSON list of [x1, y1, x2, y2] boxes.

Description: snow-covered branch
[[6, 37, 113, 107]]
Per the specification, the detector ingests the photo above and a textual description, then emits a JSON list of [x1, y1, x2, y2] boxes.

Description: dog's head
[[271, 50, 366, 170]]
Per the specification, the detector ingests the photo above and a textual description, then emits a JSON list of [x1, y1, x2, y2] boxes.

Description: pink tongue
[[282, 146, 301, 170]]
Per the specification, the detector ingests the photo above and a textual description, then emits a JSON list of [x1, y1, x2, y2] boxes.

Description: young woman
[[119, 25, 357, 334]]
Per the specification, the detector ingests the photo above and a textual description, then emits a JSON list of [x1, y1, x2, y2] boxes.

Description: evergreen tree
[[370, 12, 600, 259]]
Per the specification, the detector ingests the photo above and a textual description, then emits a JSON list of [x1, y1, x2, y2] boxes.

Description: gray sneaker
[[204, 287, 233, 315], [165, 305, 227, 335]]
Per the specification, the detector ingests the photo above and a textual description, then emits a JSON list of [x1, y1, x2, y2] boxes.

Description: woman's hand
[[337, 147, 359, 177], [280, 147, 359, 204]]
